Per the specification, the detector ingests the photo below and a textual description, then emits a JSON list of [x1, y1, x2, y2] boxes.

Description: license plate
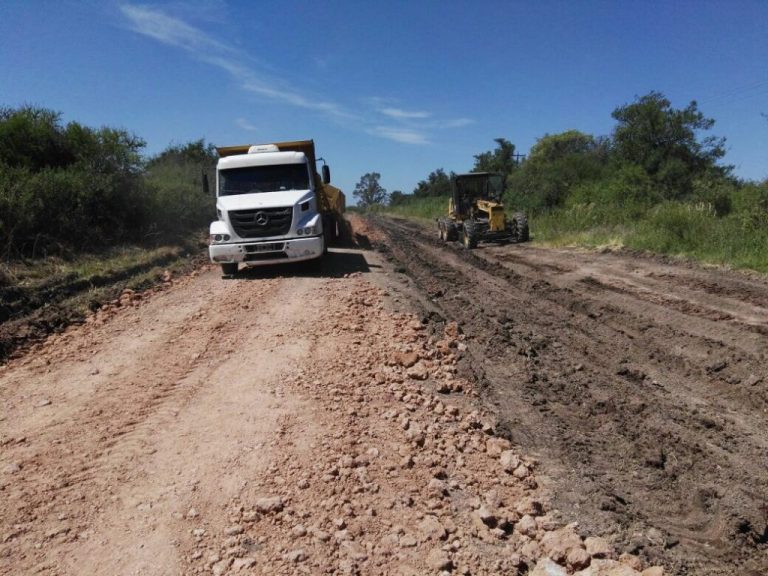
[[245, 243, 284, 253]]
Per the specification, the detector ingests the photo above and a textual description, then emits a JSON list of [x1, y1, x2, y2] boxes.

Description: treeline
[[403, 91, 768, 211], [0, 105, 215, 258], [391, 91, 768, 271]]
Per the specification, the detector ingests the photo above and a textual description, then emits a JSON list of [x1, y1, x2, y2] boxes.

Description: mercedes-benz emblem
[[253, 212, 269, 226]]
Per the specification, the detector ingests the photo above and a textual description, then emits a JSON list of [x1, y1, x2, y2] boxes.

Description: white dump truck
[[208, 140, 345, 275]]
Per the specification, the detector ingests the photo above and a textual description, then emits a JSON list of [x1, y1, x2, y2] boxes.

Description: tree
[[413, 168, 454, 197], [506, 130, 608, 211], [353, 172, 387, 207], [146, 139, 217, 170], [388, 190, 406, 206], [527, 130, 603, 163], [472, 138, 519, 176], [611, 91, 728, 198], [0, 105, 74, 170]]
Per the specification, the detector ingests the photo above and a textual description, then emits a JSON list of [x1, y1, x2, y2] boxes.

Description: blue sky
[[1, 1, 766, 199]]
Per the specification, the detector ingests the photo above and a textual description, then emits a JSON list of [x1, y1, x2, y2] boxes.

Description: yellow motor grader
[[437, 172, 529, 249]]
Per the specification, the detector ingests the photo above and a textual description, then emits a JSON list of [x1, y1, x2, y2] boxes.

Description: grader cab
[[437, 172, 529, 249]]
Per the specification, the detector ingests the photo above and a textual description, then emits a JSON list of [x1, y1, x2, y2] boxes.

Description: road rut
[[371, 215, 768, 576]]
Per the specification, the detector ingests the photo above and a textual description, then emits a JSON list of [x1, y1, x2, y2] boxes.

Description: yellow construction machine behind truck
[[437, 172, 528, 249], [209, 140, 345, 275]]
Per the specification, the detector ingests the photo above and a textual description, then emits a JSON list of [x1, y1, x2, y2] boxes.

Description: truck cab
[[209, 141, 343, 275]]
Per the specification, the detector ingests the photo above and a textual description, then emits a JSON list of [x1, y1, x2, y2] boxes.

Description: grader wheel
[[512, 212, 530, 242], [462, 221, 478, 249]]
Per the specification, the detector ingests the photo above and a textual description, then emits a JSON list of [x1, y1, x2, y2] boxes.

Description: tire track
[[369, 215, 768, 576]]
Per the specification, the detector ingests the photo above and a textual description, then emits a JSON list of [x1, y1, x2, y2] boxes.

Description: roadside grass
[[532, 202, 768, 273], [1, 235, 205, 291], [384, 196, 448, 221], [0, 234, 208, 360], [379, 197, 768, 275]]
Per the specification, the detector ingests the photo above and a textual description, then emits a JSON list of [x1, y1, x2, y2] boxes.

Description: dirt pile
[[178, 274, 663, 575]]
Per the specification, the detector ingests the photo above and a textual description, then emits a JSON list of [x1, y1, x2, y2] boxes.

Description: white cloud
[[120, 4, 231, 53], [437, 117, 474, 128], [368, 126, 429, 145], [119, 4, 352, 119], [118, 4, 471, 145], [379, 107, 431, 120], [236, 117, 258, 131]]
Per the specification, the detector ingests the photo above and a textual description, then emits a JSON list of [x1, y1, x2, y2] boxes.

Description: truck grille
[[229, 207, 293, 238]]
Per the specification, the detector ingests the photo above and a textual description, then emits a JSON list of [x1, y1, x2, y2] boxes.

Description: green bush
[[144, 163, 213, 237], [567, 164, 658, 209], [0, 106, 215, 258], [143, 140, 216, 238]]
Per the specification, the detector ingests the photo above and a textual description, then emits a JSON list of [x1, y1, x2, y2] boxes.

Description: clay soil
[[370, 215, 768, 575], [0, 214, 765, 576]]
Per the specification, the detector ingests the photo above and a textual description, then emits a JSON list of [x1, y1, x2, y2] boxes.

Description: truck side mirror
[[322, 165, 331, 184], [202, 172, 210, 195]]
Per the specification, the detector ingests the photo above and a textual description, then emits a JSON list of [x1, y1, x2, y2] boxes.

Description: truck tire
[[462, 221, 478, 249], [512, 212, 529, 242], [446, 222, 458, 242], [221, 262, 238, 276], [438, 221, 445, 241], [322, 215, 336, 243]]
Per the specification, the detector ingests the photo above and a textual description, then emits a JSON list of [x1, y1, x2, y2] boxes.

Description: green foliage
[[146, 139, 217, 169], [730, 180, 768, 214], [625, 201, 768, 273], [388, 190, 406, 206], [353, 172, 388, 208], [566, 164, 658, 208], [611, 91, 728, 197], [0, 105, 214, 258], [0, 106, 74, 170], [472, 138, 519, 177], [506, 130, 607, 211], [144, 140, 216, 237], [413, 168, 454, 198], [383, 195, 448, 221], [0, 106, 149, 256], [533, 191, 768, 274]]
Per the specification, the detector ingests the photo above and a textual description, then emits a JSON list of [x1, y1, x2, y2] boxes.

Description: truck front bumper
[[209, 235, 324, 266]]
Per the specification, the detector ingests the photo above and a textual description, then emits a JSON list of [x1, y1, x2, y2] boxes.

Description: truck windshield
[[219, 164, 310, 196]]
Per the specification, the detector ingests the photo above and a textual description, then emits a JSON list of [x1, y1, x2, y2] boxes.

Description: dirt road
[[0, 215, 764, 576], [371, 215, 768, 575]]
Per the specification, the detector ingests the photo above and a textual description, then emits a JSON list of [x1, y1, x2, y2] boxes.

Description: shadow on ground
[[226, 249, 376, 280]]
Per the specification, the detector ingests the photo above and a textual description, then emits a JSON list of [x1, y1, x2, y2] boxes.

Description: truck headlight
[[210, 234, 231, 243]]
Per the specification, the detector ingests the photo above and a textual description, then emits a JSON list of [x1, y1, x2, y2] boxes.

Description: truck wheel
[[322, 215, 337, 245], [438, 221, 446, 241], [512, 212, 529, 242], [462, 221, 478, 249], [221, 262, 238, 276]]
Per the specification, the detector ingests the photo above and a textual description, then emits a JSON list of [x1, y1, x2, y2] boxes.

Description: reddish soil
[[1, 213, 765, 575], [369, 215, 768, 576]]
